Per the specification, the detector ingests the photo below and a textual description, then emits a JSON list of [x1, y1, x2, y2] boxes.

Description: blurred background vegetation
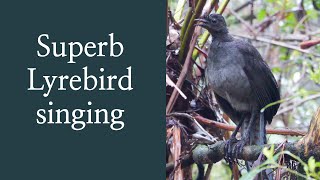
[[167, 0, 320, 179]]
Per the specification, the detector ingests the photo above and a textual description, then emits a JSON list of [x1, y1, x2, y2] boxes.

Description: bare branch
[[276, 93, 320, 116], [231, 32, 320, 57], [194, 114, 306, 136]]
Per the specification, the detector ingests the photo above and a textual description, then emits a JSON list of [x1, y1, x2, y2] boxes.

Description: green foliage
[[240, 145, 320, 180], [272, 67, 282, 74], [310, 67, 320, 84], [257, 9, 267, 21], [307, 157, 320, 179]]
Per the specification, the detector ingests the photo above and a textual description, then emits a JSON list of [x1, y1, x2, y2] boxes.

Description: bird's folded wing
[[240, 46, 280, 123]]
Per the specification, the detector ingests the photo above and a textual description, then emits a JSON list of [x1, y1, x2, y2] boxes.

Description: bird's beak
[[194, 18, 209, 29]]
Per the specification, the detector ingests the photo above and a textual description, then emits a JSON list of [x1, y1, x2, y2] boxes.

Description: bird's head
[[195, 14, 228, 34]]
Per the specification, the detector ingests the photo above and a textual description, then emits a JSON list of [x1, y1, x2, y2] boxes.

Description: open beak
[[194, 18, 209, 29]]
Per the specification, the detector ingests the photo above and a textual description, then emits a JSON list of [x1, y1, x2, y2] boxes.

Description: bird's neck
[[211, 30, 232, 42]]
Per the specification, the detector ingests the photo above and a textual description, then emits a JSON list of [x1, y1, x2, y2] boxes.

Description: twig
[[168, 112, 217, 144], [226, 0, 255, 18], [261, 33, 308, 41], [254, 12, 279, 33], [194, 114, 306, 136], [250, 0, 254, 25], [276, 93, 320, 115], [231, 32, 320, 57], [293, 15, 308, 34], [168, 10, 182, 30], [194, 46, 208, 58], [229, 9, 256, 36]]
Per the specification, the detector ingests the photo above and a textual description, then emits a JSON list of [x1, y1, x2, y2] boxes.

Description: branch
[[194, 114, 306, 136], [300, 38, 320, 49], [166, 141, 320, 175], [226, 0, 255, 18], [231, 32, 320, 57], [276, 93, 320, 116], [192, 141, 320, 164], [229, 9, 256, 36]]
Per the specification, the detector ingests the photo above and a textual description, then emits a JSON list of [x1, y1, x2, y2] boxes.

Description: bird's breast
[[206, 63, 253, 112]]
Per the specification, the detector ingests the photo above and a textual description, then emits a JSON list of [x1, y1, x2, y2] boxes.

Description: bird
[[194, 14, 280, 169]]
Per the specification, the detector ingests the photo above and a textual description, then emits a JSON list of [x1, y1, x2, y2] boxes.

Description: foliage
[[241, 145, 320, 180]]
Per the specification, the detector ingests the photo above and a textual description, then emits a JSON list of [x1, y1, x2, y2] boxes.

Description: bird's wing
[[238, 42, 280, 123]]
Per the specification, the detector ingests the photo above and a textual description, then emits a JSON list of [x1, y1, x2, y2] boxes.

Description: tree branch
[[231, 32, 320, 57], [166, 141, 320, 175], [194, 114, 306, 136], [192, 141, 320, 164]]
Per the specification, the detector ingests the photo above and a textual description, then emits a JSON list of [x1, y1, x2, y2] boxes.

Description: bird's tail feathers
[[248, 112, 273, 180], [249, 112, 267, 146]]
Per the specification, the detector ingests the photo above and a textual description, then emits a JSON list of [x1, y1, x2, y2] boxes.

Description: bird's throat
[[212, 33, 232, 42]]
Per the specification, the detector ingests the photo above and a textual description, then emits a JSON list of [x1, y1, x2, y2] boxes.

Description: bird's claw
[[224, 137, 248, 165], [233, 140, 246, 160], [224, 137, 238, 163]]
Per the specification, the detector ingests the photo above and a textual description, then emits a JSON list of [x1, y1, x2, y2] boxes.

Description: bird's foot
[[232, 139, 246, 159], [224, 137, 238, 163]]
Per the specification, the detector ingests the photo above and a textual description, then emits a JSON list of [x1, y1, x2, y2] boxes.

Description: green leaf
[[263, 145, 274, 160], [308, 156, 316, 173], [257, 9, 267, 21], [272, 67, 281, 73], [310, 67, 320, 84]]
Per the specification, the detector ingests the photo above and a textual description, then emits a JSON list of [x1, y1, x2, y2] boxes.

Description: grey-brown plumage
[[195, 14, 280, 167]]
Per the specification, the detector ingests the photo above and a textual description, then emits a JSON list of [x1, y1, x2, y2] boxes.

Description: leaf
[[310, 67, 320, 84], [262, 145, 274, 160], [257, 9, 267, 21], [272, 67, 281, 74], [308, 156, 316, 173]]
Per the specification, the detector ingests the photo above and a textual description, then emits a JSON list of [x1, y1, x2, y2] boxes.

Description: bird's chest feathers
[[206, 62, 246, 92], [205, 43, 252, 111]]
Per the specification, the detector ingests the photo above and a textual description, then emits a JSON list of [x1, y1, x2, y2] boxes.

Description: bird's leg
[[230, 117, 244, 139], [224, 115, 245, 161], [234, 111, 257, 159]]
